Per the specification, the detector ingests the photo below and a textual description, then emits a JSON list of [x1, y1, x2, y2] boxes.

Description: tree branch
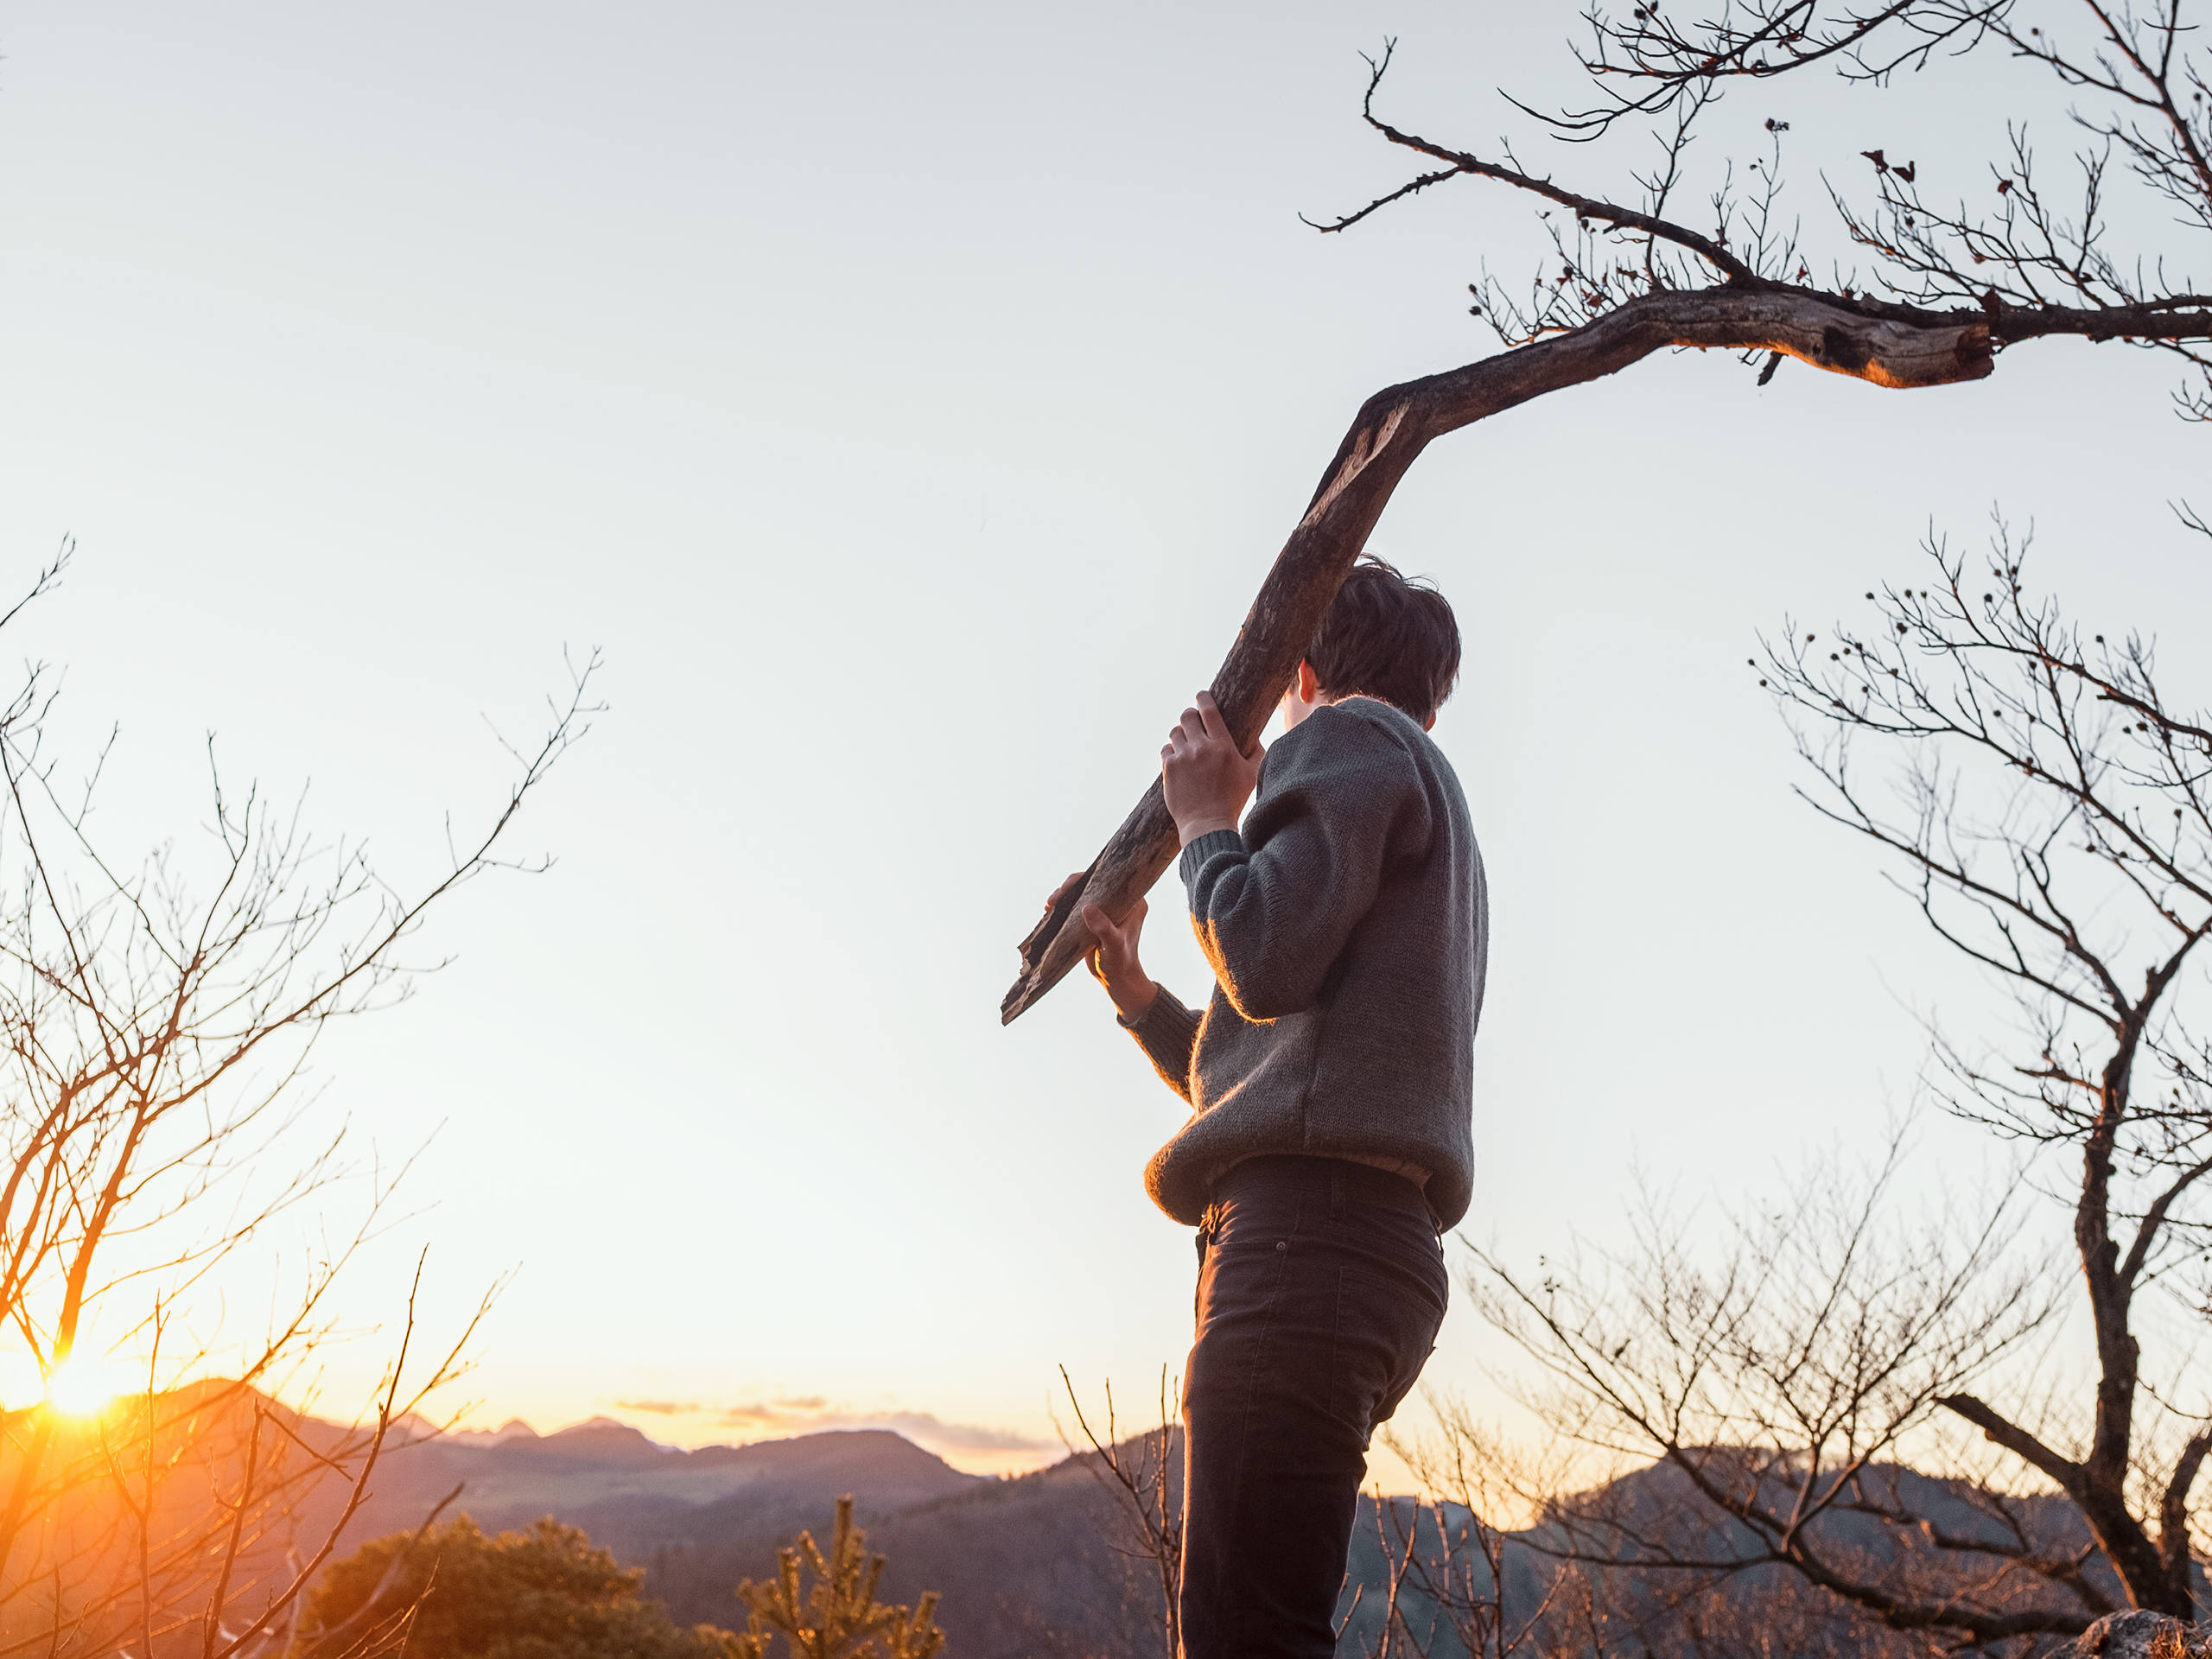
[[1938, 1389, 2087, 1496], [2161, 1427, 2210, 1588], [2120, 1154, 2212, 1287], [1307, 42, 1762, 285], [1003, 285, 1990, 1020]]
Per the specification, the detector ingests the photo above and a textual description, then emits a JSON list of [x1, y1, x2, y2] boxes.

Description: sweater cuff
[[1177, 828, 1245, 891], [1118, 986, 1199, 1076]]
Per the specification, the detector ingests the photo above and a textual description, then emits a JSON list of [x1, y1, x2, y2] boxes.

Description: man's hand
[[1046, 874, 1158, 1021], [1163, 690, 1263, 849]]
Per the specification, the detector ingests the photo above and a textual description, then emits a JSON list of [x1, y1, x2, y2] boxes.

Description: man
[[1061, 557, 1487, 1657]]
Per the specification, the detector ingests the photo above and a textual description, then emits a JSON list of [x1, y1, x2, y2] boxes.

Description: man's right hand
[[1046, 874, 1157, 1022]]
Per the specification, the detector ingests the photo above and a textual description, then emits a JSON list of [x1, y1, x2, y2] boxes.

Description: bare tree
[[1055, 1369, 1182, 1659], [1005, 0, 2212, 1021], [1465, 538, 2212, 1648], [1772, 537, 2212, 1620], [0, 545, 598, 1656], [1350, 1427, 1580, 1659], [1353, 1408, 1921, 1659]]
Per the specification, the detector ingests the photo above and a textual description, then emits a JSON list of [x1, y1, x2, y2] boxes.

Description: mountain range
[[343, 1414, 1146, 1652], [343, 1414, 2132, 1658], [12, 1388, 2153, 1658]]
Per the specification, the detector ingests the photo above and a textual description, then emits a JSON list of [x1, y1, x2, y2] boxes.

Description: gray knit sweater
[[1122, 696, 1488, 1230]]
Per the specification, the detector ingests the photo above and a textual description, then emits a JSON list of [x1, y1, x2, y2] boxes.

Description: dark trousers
[[1178, 1154, 1449, 1659]]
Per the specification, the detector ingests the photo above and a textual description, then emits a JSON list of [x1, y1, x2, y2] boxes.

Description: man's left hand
[[1163, 690, 1263, 849]]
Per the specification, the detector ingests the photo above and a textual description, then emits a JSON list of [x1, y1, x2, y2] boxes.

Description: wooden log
[[1000, 286, 1993, 1023]]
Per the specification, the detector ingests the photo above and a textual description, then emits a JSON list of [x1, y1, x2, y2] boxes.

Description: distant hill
[[354, 1414, 1179, 1651], [22, 1385, 2174, 1658], [347, 1414, 1183, 1650], [341, 1415, 2141, 1657], [0, 1385, 993, 1656], [647, 1439, 1171, 1655], [349, 1417, 985, 1559]]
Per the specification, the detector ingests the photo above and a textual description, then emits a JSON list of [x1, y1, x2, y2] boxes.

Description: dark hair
[[1304, 557, 1462, 725]]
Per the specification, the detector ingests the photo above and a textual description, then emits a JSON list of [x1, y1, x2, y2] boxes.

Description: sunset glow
[[3, 4, 2209, 1650], [41, 1355, 126, 1419]]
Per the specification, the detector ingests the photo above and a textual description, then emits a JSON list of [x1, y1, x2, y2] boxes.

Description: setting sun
[[41, 1356, 126, 1419]]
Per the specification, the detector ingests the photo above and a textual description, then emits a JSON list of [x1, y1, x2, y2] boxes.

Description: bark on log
[[1000, 286, 1993, 1024]]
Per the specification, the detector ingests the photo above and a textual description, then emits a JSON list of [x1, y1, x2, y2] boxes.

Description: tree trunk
[[1001, 287, 1993, 1023]]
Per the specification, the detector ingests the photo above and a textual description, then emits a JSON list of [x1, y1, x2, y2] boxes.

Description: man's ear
[[1297, 659, 1320, 702]]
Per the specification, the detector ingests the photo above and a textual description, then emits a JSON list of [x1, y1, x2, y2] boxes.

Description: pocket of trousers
[[1328, 1265, 1446, 1446]]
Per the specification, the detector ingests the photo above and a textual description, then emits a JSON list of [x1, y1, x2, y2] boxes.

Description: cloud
[[712, 1402, 789, 1425], [613, 1399, 700, 1416]]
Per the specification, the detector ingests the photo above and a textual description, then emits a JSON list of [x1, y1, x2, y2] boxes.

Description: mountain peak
[[445, 1417, 541, 1448], [537, 1416, 675, 1461]]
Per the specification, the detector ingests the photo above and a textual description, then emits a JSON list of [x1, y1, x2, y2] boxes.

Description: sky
[[0, 1, 2207, 1484]]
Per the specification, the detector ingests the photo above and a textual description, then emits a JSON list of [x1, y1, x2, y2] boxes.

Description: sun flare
[[41, 1356, 125, 1418]]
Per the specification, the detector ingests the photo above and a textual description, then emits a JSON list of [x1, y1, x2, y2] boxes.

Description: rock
[[2067, 1610, 2211, 1658]]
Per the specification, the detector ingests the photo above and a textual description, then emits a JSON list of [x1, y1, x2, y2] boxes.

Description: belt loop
[[1329, 1166, 1345, 1222]]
